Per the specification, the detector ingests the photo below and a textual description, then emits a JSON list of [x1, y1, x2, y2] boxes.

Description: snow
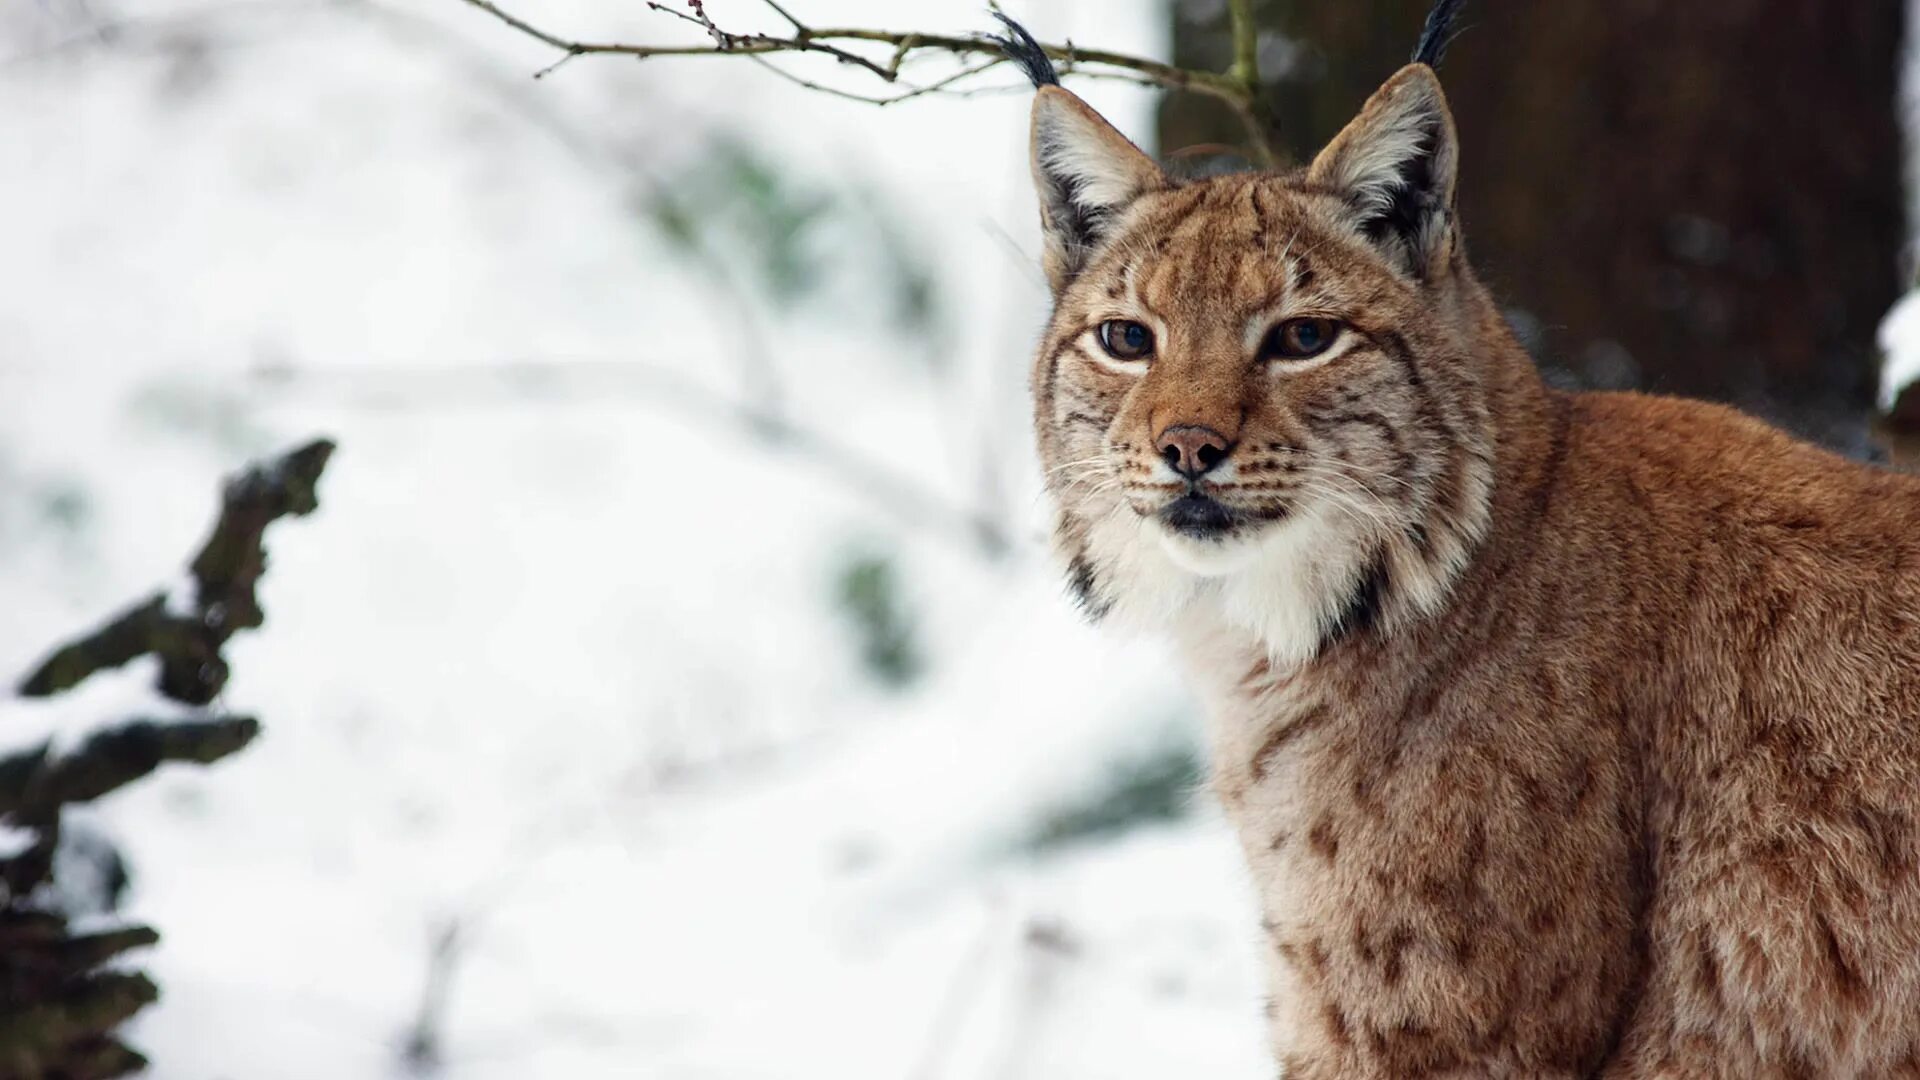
[[1881, 288, 1920, 411], [1875, 0, 1920, 408], [0, 1, 1271, 1076]]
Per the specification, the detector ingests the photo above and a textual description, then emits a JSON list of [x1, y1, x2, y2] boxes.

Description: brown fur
[[1023, 66, 1920, 1077]]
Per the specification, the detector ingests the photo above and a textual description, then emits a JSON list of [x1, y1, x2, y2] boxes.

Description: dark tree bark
[[1161, 0, 1906, 452]]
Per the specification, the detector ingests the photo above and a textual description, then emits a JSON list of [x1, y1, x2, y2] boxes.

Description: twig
[[745, 53, 1007, 106], [400, 918, 464, 1074], [757, 0, 808, 36], [651, 0, 900, 80], [1224, 0, 1277, 165], [1227, 0, 1259, 89], [531, 50, 580, 79], [646, 1, 724, 41], [449, 0, 1283, 159]]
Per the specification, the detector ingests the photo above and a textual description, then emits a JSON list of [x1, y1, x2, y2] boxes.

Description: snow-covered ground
[[0, 1, 1273, 1076]]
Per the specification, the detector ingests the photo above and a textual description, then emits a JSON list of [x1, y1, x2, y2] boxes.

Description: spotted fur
[[1022, 64, 1920, 1078]]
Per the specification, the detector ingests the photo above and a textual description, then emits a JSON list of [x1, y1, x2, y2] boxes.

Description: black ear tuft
[[1411, 0, 1466, 67], [1306, 66, 1459, 279], [1024, 80, 1166, 292], [991, 12, 1060, 88]]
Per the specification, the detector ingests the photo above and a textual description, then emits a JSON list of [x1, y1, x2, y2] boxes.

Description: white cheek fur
[[1082, 500, 1370, 673], [1156, 526, 1264, 578]]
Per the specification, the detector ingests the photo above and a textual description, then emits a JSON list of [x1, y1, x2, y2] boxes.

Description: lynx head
[[1024, 66, 1504, 666]]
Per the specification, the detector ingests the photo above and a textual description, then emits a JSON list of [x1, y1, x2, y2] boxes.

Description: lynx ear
[[1307, 64, 1460, 280], [1029, 86, 1167, 293]]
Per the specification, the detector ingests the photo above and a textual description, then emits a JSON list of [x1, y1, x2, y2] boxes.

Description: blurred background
[[1, 1, 1917, 1077]]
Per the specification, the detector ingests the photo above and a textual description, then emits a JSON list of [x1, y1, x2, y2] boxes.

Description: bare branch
[[746, 53, 1007, 107], [450, 0, 1250, 108], [451, 0, 573, 52], [758, 0, 808, 36], [1225, 0, 1279, 166], [1228, 0, 1259, 90], [400, 918, 464, 1074], [451, 0, 1285, 165], [639, 0, 902, 81], [531, 50, 581, 80], [646, 0, 726, 42]]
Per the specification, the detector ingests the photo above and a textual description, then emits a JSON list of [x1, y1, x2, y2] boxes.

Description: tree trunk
[[1160, 0, 1906, 453]]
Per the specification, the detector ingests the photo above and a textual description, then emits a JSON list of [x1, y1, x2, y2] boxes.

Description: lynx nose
[[1156, 425, 1233, 479]]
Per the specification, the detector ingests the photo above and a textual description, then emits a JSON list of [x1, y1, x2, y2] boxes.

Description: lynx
[[1000, 15, 1920, 1080]]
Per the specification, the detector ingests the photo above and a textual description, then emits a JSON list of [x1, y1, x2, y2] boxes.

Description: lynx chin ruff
[[1017, 51, 1920, 1080]]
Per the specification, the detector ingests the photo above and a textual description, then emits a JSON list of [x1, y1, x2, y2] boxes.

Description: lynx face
[[1027, 67, 1496, 665]]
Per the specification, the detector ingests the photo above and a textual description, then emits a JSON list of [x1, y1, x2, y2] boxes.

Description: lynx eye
[[1264, 317, 1343, 361], [1096, 319, 1155, 361]]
